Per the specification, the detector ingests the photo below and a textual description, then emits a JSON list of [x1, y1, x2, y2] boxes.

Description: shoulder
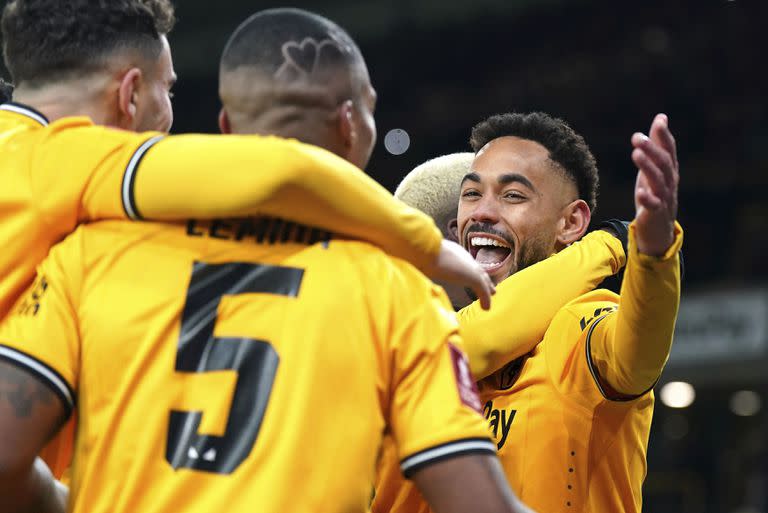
[[549, 289, 620, 337], [328, 239, 431, 283], [561, 289, 619, 317], [40, 119, 161, 154], [327, 238, 446, 309]]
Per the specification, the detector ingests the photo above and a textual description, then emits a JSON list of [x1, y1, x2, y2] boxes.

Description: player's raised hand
[[630, 114, 679, 256], [428, 239, 496, 310]]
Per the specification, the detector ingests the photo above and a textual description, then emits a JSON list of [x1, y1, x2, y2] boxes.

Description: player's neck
[[231, 111, 345, 159], [13, 77, 113, 126]]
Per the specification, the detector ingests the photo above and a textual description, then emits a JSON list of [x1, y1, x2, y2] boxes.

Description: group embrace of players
[[0, 2, 683, 513]]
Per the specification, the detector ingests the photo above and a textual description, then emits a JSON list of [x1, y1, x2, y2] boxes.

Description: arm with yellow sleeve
[[106, 133, 443, 271], [585, 112, 684, 398], [458, 229, 626, 380], [586, 222, 683, 398], [35, 121, 492, 309]]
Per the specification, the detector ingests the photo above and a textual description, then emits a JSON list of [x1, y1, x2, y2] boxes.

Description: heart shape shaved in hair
[[275, 37, 343, 82], [285, 39, 318, 74]]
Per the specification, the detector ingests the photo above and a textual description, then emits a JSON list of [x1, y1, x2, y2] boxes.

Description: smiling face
[[458, 136, 584, 284]]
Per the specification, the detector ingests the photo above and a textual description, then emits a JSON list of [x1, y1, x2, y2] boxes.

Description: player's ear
[[218, 108, 232, 135], [556, 199, 591, 247], [117, 67, 142, 130], [337, 100, 356, 149], [446, 219, 459, 243]]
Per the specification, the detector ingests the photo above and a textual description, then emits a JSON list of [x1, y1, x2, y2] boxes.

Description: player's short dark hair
[[0, 79, 13, 103], [470, 112, 599, 212], [220, 8, 362, 84], [2, 0, 176, 86]]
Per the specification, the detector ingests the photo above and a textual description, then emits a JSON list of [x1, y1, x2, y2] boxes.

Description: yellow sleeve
[[31, 119, 162, 232], [587, 222, 684, 397], [129, 134, 442, 271], [387, 268, 494, 479], [458, 230, 625, 380], [37, 123, 442, 271], [0, 233, 83, 420]]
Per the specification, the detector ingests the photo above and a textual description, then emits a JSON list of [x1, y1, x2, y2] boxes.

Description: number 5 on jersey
[[165, 262, 304, 474]]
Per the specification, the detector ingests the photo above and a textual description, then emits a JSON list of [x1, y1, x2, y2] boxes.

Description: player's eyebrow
[[461, 172, 537, 193], [461, 172, 481, 187], [498, 173, 537, 193]]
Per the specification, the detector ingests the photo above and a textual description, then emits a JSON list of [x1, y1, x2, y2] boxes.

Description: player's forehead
[[468, 136, 553, 187]]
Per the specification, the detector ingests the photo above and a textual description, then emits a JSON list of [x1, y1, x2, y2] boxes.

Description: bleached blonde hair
[[394, 153, 474, 237]]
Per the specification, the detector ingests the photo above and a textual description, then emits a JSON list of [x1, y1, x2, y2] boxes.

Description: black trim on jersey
[[121, 135, 165, 221], [0, 345, 74, 419], [400, 437, 496, 478], [585, 312, 656, 402], [0, 102, 49, 126]]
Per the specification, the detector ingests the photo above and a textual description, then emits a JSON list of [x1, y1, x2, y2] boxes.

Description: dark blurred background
[[4, 0, 766, 511], [164, 0, 768, 288]]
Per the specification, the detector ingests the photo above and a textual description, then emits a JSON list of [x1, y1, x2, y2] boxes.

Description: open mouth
[[467, 232, 513, 274]]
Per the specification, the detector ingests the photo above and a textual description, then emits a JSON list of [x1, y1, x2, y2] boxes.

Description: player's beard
[[513, 231, 553, 275]]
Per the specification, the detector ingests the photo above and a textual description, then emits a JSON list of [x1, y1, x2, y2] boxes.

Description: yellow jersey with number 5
[[0, 219, 493, 513]]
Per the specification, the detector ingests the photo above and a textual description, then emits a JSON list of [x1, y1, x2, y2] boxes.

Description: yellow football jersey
[[0, 102, 441, 479], [374, 224, 683, 513], [0, 104, 159, 478], [0, 219, 493, 513], [457, 230, 625, 379], [0, 103, 442, 320]]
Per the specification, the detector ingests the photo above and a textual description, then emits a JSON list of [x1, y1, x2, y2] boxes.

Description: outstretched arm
[[587, 114, 683, 398], [458, 230, 625, 379], [129, 136, 442, 268], [81, 133, 494, 307]]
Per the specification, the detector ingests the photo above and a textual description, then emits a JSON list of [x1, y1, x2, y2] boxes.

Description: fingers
[[635, 183, 663, 211], [483, 273, 496, 309], [631, 144, 668, 199], [432, 240, 495, 310], [649, 114, 678, 170], [631, 114, 679, 256], [631, 132, 676, 191], [472, 271, 496, 311], [647, 114, 679, 191]]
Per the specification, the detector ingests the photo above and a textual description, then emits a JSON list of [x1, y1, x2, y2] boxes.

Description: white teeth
[[471, 236, 510, 249]]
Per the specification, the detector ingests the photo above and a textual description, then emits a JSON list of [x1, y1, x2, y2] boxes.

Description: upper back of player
[[0, 105, 159, 318], [23, 219, 457, 513]]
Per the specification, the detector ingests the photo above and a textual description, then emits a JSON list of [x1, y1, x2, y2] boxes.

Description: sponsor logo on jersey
[[483, 400, 516, 450], [579, 306, 618, 331], [15, 275, 48, 316]]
